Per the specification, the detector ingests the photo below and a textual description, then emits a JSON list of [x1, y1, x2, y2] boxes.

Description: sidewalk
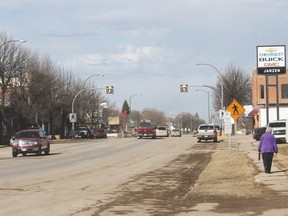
[[238, 135, 288, 195]]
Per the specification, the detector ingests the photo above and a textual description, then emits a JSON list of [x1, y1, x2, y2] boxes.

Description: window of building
[[260, 85, 264, 99], [281, 84, 288, 99]]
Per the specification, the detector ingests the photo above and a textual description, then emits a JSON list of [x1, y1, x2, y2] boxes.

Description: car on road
[[196, 124, 217, 143], [75, 126, 91, 138], [156, 125, 169, 137], [93, 128, 108, 138], [171, 128, 182, 137], [137, 120, 156, 139], [10, 128, 50, 157]]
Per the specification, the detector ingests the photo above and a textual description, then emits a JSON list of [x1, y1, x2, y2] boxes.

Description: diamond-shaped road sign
[[226, 99, 245, 121]]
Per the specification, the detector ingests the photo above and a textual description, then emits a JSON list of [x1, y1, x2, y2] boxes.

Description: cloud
[[61, 45, 178, 75]]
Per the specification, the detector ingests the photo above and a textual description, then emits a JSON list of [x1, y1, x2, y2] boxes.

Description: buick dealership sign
[[257, 45, 286, 75]]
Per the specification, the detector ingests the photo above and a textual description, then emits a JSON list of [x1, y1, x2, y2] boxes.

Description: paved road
[[1, 135, 288, 216], [0, 135, 211, 216]]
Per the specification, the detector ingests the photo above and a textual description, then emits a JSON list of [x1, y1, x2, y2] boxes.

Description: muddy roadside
[[89, 135, 288, 216]]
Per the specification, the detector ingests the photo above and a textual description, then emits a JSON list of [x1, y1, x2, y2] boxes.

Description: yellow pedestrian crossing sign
[[226, 99, 245, 120]]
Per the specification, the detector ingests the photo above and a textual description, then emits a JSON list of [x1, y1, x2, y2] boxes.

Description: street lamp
[[82, 74, 104, 88], [129, 94, 141, 127], [195, 63, 224, 109], [202, 85, 222, 103], [0, 39, 26, 49], [71, 87, 106, 131], [195, 89, 210, 123]]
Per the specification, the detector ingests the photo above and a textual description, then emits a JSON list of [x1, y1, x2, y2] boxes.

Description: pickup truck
[[196, 124, 218, 143], [267, 120, 286, 143], [137, 121, 156, 139]]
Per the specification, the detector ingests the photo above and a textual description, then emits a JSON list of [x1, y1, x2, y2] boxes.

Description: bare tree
[[0, 32, 29, 142], [214, 64, 251, 110], [0, 33, 28, 115], [0, 31, 113, 139], [174, 112, 205, 133], [141, 108, 167, 126]]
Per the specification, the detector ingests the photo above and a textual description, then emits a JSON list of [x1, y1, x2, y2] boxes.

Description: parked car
[[196, 124, 217, 143], [93, 128, 108, 138], [171, 128, 182, 137], [252, 127, 266, 141], [75, 126, 91, 138], [10, 128, 50, 157], [156, 125, 169, 137], [137, 120, 156, 139], [65, 130, 79, 139]]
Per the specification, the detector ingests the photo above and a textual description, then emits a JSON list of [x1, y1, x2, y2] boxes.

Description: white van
[[156, 126, 169, 137]]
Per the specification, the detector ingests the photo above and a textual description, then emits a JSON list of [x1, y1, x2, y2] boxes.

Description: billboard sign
[[257, 45, 286, 75]]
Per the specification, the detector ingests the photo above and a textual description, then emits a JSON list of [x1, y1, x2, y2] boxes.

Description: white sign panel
[[223, 112, 232, 135], [224, 124, 232, 135], [219, 109, 225, 119], [257, 45, 286, 75], [223, 111, 231, 123], [69, 113, 77, 123]]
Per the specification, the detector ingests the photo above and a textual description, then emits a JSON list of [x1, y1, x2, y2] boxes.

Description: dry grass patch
[[274, 144, 288, 173], [192, 149, 265, 197]]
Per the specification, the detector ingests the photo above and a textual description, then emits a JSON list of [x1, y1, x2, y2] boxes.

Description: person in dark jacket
[[258, 127, 278, 174]]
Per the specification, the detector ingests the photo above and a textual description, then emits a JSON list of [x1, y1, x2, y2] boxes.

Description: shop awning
[[248, 105, 265, 116]]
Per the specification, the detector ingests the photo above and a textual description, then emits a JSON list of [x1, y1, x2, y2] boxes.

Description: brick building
[[251, 67, 288, 127]]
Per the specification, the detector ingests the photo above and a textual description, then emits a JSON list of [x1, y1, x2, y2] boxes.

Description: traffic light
[[180, 84, 188, 93], [106, 85, 114, 94]]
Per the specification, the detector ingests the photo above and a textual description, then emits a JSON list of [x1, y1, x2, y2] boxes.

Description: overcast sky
[[1, 0, 287, 122]]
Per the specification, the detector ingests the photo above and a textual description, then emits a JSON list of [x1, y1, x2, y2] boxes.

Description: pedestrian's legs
[[266, 153, 274, 173], [262, 153, 269, 173]]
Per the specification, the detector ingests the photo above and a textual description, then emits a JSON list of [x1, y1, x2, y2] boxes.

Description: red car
[[93, 128, 107, 138], [10, 129, 50, 157]]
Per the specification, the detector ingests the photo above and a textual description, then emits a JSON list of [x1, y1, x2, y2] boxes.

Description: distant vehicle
[[10, 128, 50, 157], [65, 130, 78, 139], [252, 127, 266, 141], [192, 128, 198, 137], [214, 123, 222, 136], [75, 126, 91, 138], [171, 128, 181, 137], [93, 128, 107, 139], [267, 120, 286, 143], [196, 124, 217, 143], [137, 120, 156, 139], [156, 125, 169, 137]]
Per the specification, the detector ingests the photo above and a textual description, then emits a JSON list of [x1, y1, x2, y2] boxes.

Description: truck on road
[[196, 124, 218, 143]]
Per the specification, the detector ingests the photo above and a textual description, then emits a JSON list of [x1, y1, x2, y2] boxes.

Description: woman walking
[[258, 127, 278, 174]]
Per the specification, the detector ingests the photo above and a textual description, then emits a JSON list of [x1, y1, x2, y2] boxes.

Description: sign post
[[223, 111, 232, 163], [226, 99, 245, 160]]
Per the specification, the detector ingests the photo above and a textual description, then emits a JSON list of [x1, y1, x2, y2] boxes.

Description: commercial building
[[250, 67, 288, 127]]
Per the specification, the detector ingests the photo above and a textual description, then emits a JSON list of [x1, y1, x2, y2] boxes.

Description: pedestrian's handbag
[[258, 152, 261, 161]]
